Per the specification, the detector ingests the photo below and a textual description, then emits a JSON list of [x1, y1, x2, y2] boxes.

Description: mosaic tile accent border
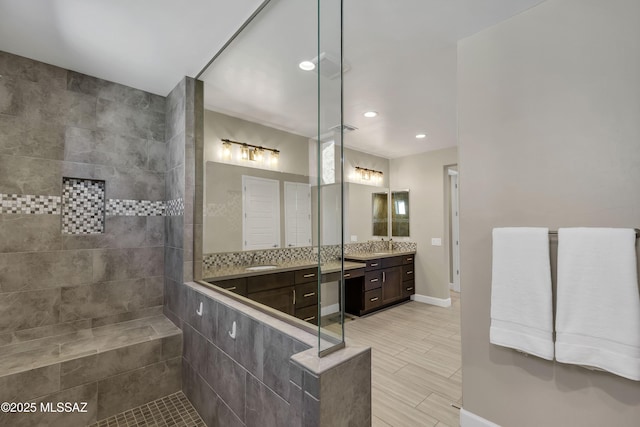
[[106, 199, 165, 216], [88, 391, 205, 427], [62, 178, 105, 235], [166, 198, 185, 216], [0, 193, 61, 214], [203, 244, 343, 270]]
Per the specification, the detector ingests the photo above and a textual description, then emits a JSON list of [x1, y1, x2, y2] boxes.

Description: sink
[[245, 265, 278, 271]]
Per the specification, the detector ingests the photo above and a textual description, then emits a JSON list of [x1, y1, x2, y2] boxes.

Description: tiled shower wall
[[0, 50, 166, 339]]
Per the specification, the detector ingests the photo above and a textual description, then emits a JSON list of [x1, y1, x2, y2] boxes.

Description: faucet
[[388, 238, 393, 252]]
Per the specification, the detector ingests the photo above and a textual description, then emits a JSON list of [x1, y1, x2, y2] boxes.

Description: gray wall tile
[[0, 215, 62, 253], [0, 288, 60, 333], [147, 140, 166, 173], [61, 216, 148, 250], [182, 359, 218, 427], [93, 247, 164, 282], [64, 127, 148, 169], [165, 215, 184, 249], [166, 132, 185, 171], [0, 154, 61, 195], [185, 287, 217, 340], [90, 306, 163, 328], [65, 91, 97, 129], [60, 277, 163, 322], [166, 163, 185, 201], [164, 278, 186, 323], [0, 115, 65, 160], [0, 364, 60, 402], [162, 334, 182, 359], [0, 382, 98, 427], [164, 246, 183, 282], [146, 216, 165, 246], [0, 250, 92, 293], [263, 326, 295, 401], [60, 340, 163, 389], [246, 373, 290, 427], [0, 75, 24, 116], [96, 98, 165, 142], [97, 357, 181, 420], [212, 348, 246, 422], [165, 78, 186, 141]]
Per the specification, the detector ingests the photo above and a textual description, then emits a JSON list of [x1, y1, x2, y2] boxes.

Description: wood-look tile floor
[[344, 292, 461, 427]]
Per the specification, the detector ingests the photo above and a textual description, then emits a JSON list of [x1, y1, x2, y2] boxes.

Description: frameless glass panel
[[197, 0, 345, 356]]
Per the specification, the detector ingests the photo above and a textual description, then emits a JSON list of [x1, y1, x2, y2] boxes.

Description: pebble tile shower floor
[[88, 392, 205, 427]]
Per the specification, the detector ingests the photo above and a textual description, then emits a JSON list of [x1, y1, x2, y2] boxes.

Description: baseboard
[[321, 303, 340, 316], [460, 408, 501, 427], [411, 293, 452, 307], [449, 282, 455, 290]]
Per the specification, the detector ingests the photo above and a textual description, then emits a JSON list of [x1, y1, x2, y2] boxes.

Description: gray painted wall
[[389, 147, 458, 300], [458, 0, 640, 425]]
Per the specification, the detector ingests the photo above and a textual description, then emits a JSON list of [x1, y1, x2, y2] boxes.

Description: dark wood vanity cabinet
[[345, 254, 415, 316], [207, 268, 321, 325]]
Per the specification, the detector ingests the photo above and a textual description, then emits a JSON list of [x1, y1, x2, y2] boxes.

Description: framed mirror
[[372, 192, 389, 237], [391, 190, 410, 237]]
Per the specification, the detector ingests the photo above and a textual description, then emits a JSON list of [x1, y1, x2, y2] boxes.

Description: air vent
[[329, 124, 358, 134], [311, 52, 350, 80]]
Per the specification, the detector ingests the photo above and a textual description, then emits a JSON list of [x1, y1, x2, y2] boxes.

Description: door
[[284, 182, 312, 247], [450, 171, 460, 292], [242, 175, 280, 250]]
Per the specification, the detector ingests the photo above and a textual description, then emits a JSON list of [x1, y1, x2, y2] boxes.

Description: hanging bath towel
[[556, 228, 640, 380], [490, 227, 554, 360]]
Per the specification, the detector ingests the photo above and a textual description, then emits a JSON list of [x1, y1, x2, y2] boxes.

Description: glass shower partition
[[197, 0, 346, 356]]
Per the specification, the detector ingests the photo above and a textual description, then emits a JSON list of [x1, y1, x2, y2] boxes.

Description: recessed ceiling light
[[363, 111, 378, 118], [299, 61, 315, 71], [415, 133, 427, 139]]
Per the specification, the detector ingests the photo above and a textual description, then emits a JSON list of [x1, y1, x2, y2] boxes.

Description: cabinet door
[[248, 287, 295, 316], [381, 266, 403, 304]]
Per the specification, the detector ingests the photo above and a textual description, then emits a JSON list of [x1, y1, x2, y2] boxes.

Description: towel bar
[[548, 228, 640, 238]]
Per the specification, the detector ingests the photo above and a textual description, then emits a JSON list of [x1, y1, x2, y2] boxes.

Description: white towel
[[556, 228, 640, 380], [490, 227, 554, 360]]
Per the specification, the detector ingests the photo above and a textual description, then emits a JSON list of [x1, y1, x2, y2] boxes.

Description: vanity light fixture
[[221, 139, 280, 165], [355, 166, 383, 183], [415, 133, 427, 139], [299, 60, 315, 71], [363, 111, 378, 118]]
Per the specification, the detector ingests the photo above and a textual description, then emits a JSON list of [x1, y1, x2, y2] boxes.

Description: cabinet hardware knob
[[383, 271, 386, 282], [407, 258, 413, 261], [344, 273, 351, 277], [303, 273, 315, 278], [225, 286, 237, 291], [370, 263, 379, 267], [303, 292, 315, 298], [406, 287, 414, 291], [293, 289, 296, 305], [407, 271, 413, 275], [370, 278, 379, 282], [370, 297, 379, 302], [304, 316, 316, 322]]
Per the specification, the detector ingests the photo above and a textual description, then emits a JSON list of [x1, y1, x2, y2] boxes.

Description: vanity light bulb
[[222, 142, 232, 160], [271, 151, 279, 165], [255, 149, 264, 162], [241, 146, 249, 160]]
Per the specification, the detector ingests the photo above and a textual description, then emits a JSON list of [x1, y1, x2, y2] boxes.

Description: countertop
[[203, 259, 366, 282], [343, 250, 416, 261]]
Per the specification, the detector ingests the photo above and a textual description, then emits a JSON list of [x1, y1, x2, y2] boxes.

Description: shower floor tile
[[88, 391, 205, 427]]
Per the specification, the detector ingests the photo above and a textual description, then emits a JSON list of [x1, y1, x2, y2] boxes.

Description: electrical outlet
[[431, 238, 442, 246], [351, 235, 358, 242]]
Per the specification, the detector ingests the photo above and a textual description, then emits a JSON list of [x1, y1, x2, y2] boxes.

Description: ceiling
[[0, 0, 545, 159]]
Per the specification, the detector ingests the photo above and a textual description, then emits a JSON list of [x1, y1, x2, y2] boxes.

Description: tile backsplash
[[203, 241, 417, 270]]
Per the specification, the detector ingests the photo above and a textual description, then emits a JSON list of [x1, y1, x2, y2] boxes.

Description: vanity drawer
[[208, 277, 248, 297], [402, 254, 415, 265], [402, 265, 415, 281], [295, 281, 318, 309], [343, 268, 364, 280], [295, 304, 318, 325], [402, 281, 415, 298], [364, 271, 383, 291], [295, 268, 318, 284], [381, 255, 403, 268], [247, 271, 294, 293], [363, 289, 382, 311], [365, 259, 382, 271]]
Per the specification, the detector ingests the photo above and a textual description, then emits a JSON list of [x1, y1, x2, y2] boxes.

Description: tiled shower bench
[[0, 315, 182, 427]]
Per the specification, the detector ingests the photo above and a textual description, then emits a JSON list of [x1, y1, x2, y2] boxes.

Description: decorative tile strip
[[203, 245, 342, 270], [62, 178, 105, 235], [166, 198, 185, 216], [106, 199, 165, 216], [0, 193, 61, 215]]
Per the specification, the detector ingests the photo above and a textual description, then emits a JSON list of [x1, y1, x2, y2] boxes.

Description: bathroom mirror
[[391, 190, 410, 237], [372, 192, 389, 237]]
